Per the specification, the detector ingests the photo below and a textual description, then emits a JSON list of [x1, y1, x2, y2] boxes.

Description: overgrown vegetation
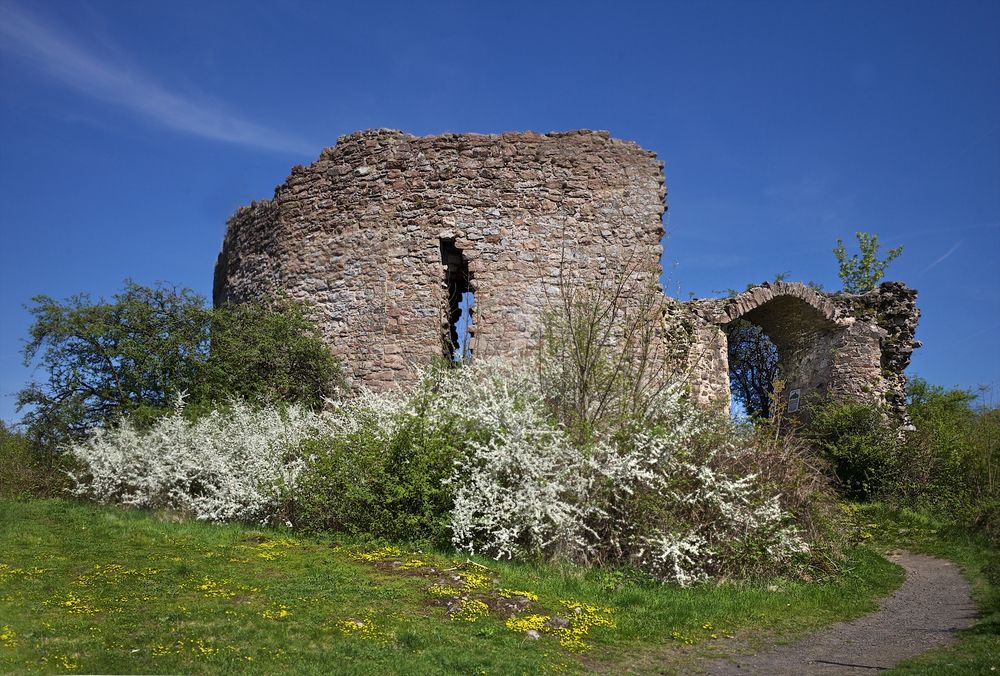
[[7, 270, 838, 585], [61, 357, 837, 585], [802, 400, 901, 501], [16, 280, 341, 449], [197, 301, 343, 414], [802, 379, 999, 538], [0, 422, 71, 500], [900, 378, 999, 538], [4, 266, 996, 669], [291, 380, 460, 544]]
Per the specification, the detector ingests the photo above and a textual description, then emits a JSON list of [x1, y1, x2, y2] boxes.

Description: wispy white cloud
[[921, 239, 964, 274], [0, 2, 314, 155]]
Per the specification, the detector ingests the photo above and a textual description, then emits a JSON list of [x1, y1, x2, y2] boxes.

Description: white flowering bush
[[66, 397, 333, 524], [439, 362, 593, 561], [439, 359, 821, 584], [67, 357, 834, 584], [605, 432, 815, 585]]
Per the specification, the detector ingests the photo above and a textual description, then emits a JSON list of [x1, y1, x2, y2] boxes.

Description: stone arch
[[685, 281, 919, 423], [706, 282, 842, 327], [727, 293, 844, 416], [689, 282, 852, 417]]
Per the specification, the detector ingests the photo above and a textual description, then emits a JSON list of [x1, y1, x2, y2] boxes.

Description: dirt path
[[702, 551, 979, 675]]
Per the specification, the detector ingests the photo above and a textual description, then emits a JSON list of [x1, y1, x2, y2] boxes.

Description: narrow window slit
[[440, 239, 474, 362]]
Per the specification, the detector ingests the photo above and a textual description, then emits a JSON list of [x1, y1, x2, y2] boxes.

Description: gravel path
[[703, 551, 979, 675]]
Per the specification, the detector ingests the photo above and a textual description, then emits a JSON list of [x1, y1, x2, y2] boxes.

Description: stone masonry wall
[[214, 129, 666, 390]]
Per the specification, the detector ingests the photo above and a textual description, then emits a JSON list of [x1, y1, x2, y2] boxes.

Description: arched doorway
[[723, 294, 842, 418], [725, 319, 779, 418], [686, 281, 919, 425]]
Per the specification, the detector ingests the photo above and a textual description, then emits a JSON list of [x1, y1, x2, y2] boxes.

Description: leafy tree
[[18, 282, 209, 448], [726, 319, 779, 418], [833, 231, 903, 293], [194, 301, 342, 411], [17, 281, 341, 449]]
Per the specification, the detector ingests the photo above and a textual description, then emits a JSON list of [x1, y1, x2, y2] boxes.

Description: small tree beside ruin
[[833, 231, 903, 293]]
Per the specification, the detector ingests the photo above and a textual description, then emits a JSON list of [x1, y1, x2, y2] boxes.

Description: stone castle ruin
[[214, 129, 920, 419]]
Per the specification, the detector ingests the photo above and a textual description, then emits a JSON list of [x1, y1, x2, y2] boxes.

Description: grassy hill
[[0, 499, 904, 674]]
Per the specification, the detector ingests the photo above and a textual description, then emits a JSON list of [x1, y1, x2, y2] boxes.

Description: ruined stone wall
[[831, 282, 921, 419], [214, 129, 666, 389], [214, 127, 918, 418], [686, 281, 920, 421]]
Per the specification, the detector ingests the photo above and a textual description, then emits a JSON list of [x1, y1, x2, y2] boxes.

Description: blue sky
[[1, 0, 998, 423]]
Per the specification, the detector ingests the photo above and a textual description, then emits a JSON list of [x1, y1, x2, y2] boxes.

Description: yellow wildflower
[[450, 599, 490, 622], [0, 625, 18, 648], [499, 589, 539, 602], [350, 546, 403, 562], [261, 604, 292, 620], [505, 614, 550, 632]]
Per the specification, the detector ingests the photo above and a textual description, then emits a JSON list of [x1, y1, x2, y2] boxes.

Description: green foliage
[[896, 378, 999, 537], [833, 231, 903, 293], [291, 409, 459, 545], [802, 401, 901, 500], [0, 422, 71, 499], [17, 281, 209, 448], [16, 280, 341, 449], [195, 301, 343, 411]]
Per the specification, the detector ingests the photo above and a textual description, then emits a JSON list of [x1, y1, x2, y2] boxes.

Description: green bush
[[802, 379, 999, 539], [802, 400, 901, 501], [0, 422, 72, 499], [290, 410, 459, 545], [898, 378, 999, 536], [194, 301, 344, 413]]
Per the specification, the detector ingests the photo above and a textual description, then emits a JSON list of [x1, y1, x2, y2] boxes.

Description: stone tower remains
[[214, 129, 665, 389], [214, 129, 919, 418]]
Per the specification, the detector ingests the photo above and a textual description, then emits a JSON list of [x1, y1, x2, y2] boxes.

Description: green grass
[[853, 504, 999, 675], [0, 499, 903, 674]]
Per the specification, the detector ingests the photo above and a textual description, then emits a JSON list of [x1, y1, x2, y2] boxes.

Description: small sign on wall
[[787, 389, 801, 413]]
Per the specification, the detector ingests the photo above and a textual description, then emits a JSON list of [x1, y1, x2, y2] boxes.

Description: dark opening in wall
[[440, 239, 474, 361]]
